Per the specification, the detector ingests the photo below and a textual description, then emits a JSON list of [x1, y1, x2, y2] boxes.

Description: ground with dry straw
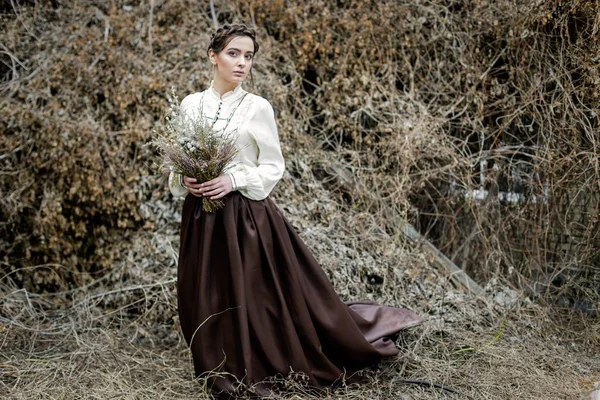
[[2, 206, 599, 399], [1, 0, 599, 399]]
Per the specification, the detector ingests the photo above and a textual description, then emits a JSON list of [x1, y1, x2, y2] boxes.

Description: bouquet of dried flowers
[[153, 93, 238, 212]]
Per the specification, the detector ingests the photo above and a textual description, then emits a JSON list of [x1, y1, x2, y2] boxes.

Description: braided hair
[[207, 24, 260, 56]]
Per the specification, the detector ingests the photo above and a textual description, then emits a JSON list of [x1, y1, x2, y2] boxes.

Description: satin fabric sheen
[[177, 193, 421, 397]]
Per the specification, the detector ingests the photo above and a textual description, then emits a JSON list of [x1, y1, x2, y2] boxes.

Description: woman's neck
[[211, 77, 238, 98]]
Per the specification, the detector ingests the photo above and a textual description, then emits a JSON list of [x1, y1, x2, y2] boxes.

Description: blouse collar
[[207, 80, 245, 101]]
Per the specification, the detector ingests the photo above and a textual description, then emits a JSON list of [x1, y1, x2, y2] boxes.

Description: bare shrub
[[1, 1, 598, 302]]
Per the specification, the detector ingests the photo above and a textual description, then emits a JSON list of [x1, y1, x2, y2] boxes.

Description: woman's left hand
[[196, 175, 233, 199]]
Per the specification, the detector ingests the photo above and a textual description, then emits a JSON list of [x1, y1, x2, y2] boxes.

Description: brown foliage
[[1, 0, 599, 304], [0, 1, 211, 289], [248, 0, 600, 301]]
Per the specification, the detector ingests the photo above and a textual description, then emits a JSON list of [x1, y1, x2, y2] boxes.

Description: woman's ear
[[208, 49, 217, 66]]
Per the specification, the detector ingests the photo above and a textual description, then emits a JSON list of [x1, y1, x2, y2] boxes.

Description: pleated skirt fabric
[[177, 193, 421, 397]]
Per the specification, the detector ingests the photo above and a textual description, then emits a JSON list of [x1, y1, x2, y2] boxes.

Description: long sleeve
[[228, 97, 285, 200]]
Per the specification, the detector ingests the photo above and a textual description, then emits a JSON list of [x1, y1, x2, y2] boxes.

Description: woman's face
[[210, 36, 255, 85]]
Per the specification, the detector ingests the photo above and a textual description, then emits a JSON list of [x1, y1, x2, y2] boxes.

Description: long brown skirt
[[177, 193, 421, 397]]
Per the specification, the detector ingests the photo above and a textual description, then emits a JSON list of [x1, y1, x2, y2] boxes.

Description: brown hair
[[207, 24, 260, 55]]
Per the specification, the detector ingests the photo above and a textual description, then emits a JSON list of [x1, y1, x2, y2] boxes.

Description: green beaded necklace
[[201, 91, 249, 131]]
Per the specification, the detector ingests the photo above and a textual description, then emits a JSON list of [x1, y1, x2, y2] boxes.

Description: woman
[[169, 24, 421, 398]]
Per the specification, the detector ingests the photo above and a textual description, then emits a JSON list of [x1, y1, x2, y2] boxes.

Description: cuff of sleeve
[[169, 170, 189, 197], [229, 169, 247, 191]]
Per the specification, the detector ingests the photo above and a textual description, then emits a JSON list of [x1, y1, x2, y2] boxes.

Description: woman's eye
[[245, 54, 253, 60], [228, 51, 237, 57]]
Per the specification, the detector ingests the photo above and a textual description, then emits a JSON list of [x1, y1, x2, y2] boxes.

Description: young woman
[[169, 24, 421, 398]]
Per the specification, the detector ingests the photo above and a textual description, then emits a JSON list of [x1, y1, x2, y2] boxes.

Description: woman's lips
[[233, 71, 245, 76]]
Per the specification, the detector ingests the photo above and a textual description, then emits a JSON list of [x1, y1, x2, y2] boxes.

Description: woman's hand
[[183, 175, 233, 199]]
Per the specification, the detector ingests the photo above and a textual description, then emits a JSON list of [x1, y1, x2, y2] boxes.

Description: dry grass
[[2, 175, 599, 398], [1, 216, 598, 399]]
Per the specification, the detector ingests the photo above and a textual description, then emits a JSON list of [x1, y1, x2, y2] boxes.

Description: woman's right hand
[[183, 176, 203, 197]]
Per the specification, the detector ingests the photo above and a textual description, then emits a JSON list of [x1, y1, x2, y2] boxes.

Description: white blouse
[[168, 83, 285, 201]]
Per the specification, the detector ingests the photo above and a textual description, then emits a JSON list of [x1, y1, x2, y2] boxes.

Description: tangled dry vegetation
[[1, 0, 599, 399]]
